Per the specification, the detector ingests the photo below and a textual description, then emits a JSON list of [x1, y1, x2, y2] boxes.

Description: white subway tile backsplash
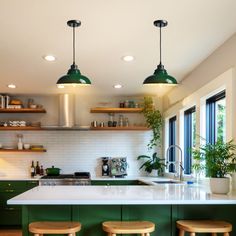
[[0, 130, 158, 178]]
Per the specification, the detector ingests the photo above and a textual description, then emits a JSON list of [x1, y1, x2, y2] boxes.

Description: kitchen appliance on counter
[[39, 172, 91, 186], [102, 157, 110, 176], [110, 157, 128, 177]]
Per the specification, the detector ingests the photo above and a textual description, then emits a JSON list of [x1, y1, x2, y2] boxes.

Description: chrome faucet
[[166, 145, 184, 181]]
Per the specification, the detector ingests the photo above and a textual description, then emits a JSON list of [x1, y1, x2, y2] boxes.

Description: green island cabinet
[[0, 180, 38, 227], [21, 204, 236, 236]]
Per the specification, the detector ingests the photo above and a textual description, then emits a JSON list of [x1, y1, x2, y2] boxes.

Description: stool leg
[[212, 234, 217, 236], [190, 233, 195, 236], [178, 230, 185, 236], [223, 233, 230, 236]]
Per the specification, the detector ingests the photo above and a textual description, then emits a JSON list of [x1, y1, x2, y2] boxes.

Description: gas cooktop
[[40, 172, 90, 179]]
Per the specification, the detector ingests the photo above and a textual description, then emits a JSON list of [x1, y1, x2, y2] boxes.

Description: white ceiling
[[0, 0, 236, 96]]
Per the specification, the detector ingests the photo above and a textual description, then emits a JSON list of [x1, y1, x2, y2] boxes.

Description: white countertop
[[7, 184, 236, 205]]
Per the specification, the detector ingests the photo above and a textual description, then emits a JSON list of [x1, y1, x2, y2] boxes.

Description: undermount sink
[[153, 180, 183, 184]]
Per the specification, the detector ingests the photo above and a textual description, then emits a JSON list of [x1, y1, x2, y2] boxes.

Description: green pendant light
[[143, 20, 177, 85], [57, 20, 91, 86]]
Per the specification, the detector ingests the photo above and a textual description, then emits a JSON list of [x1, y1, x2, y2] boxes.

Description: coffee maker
[[102, 157, 110, 176]]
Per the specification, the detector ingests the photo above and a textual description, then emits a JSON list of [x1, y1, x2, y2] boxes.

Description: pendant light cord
[[73, 26, 76, 65], [159, 26, 162, 65]]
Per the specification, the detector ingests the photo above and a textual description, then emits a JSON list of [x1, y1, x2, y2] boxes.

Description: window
[[168, 116, 177, 173], [206, 90, 226, 144], [184, 106, 196, 175]]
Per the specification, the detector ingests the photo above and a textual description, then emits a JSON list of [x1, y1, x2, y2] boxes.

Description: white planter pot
[[210, 177, 230, 194], [149, 169, 158, 177]]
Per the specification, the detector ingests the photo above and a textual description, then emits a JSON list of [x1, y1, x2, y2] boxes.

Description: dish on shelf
[[78, 126, 90, 129], [3, 146, 15, 150]]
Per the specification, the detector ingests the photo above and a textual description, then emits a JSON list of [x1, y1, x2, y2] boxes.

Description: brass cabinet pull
[[4, 207, 15, 211], [5, 189, 14, 193]]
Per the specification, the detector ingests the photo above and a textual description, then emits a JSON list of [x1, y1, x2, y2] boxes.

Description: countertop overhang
[[7, 185, 236, 205]]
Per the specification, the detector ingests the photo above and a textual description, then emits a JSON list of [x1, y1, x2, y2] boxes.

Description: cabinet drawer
[[0, 180, 38, 192], [0, 192, 21, 206]]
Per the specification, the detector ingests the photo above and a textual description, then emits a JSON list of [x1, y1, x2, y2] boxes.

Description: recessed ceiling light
[[43, 55, 56, 61], [7, 84, 16, 89], [113, 84, 123, 89], [57, 85, 64, 89], [122, 55, 134, 62]]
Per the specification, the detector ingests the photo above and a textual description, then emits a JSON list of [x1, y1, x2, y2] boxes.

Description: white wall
[[0, 94, 162, 178], [163, 33, 236, 108]]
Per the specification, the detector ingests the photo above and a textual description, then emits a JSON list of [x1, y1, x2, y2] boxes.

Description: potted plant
[[142, 97, 163, 149], [192, 139, 236, 194], [137, 152, 166, 176]]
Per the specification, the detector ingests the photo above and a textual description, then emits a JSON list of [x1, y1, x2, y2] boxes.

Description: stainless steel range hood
[[42, 94, 90, 130], [59, 93, 75, 127]]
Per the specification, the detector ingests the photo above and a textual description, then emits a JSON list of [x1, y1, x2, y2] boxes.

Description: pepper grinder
[[102, 157, 110, 176]]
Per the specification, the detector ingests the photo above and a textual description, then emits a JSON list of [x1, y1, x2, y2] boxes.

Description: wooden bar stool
[[102, 221, 155, 236], [176, 220, 232, 236], [29, 221, 81, 236]]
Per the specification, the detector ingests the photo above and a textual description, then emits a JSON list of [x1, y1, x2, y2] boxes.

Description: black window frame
[[206, 90, 226, 144], [168, 116, 177, 173], [184, 106, 196, 175]]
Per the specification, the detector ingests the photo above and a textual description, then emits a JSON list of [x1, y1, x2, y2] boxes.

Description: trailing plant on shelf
[[142, 96, 163, 149], [137, 152, 166, 175]]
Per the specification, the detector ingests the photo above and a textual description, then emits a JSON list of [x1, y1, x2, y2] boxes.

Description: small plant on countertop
[[142, 96, 163, 149], [137, 152, 166, 175]]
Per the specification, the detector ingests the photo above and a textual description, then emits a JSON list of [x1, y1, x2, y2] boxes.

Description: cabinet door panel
[[73, 205, 121, 236], [0, 208, 21, 226], [0, 181, 39, 227]]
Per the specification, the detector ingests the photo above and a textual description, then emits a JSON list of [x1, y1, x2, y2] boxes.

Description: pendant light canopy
[[143, 20, 177, 85], [57, 20, 91, 86]]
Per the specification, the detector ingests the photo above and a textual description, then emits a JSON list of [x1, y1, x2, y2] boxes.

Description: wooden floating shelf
[[0, 108, 46, 113], [90, 126, 150, 131], [90, 107, 143, 113], [0, 149, 46, 153], [0, 127, 42, 131]]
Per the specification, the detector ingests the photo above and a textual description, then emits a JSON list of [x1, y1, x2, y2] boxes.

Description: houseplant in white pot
[[137, 152, 166, 176], [192, 139, 236, 194]]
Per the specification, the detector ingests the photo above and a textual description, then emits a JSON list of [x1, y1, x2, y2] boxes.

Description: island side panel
[[73, 205, 121, 236], [122, 205, 172, 236], [172, 205, 236, 236]]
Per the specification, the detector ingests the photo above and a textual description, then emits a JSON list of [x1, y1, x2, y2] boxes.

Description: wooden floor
[[0, 230, 22, 236]]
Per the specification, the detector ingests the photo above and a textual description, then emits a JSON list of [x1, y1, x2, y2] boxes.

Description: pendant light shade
[[57, 20, 91, 86], [143, 20, 177, 85]]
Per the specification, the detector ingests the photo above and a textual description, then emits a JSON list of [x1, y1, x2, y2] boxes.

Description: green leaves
[[137, 152, 166, 174], [142, 97, 163, 149], [192, 139, 236, 178]]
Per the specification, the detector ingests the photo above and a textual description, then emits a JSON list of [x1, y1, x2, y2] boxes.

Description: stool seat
[[176, 220, 232, 236], [29, 221, 81, 235], [102, 221, 155, 235]]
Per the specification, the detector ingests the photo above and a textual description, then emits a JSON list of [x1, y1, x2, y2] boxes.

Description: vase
[[209, 177, 230, 194]]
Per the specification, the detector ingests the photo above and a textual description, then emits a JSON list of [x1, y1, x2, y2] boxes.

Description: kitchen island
[[8, 184, 236, 236]]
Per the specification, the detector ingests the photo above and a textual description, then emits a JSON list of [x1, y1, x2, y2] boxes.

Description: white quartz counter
[[7, 184, 236, 205]]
